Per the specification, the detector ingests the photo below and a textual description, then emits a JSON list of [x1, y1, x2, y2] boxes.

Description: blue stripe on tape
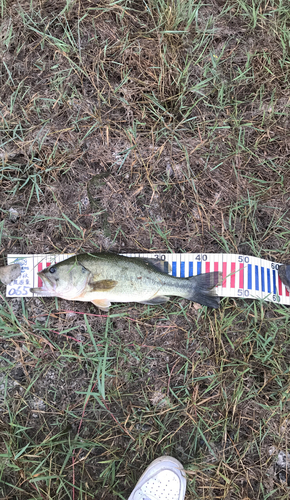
[[164, 261, 169, 274], [180, 261, 185, 278], [255, 265, 259, 291], [261, 267, 265, 292], [172, 262, 177, 277], [248, 264, 252, 289], [267, 268, 271, 293], [197, 262, 201, 275], [272, 270, 276, 294], [189, 262, 193, 276]]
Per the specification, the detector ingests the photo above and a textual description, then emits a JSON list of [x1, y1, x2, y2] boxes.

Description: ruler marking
[[214, 262, 219, 273], [272, 269, 276, 295], [222, 262, 227, 288], [230, 262, 235, 288], [278, 275, 282, 296], [164, 261, 169, 274], [267, 268, 271, 293], [205, 261, 210, 273], [38, 262, 43, 288], [189, 262, 193, 276], [239, 264, 244, 288], [180, 261, 185, 278], [172, 262, 177, 277], [255, 265, 259, 291], [248, 264, 252, 290], [261, 266, 265, 292], [32, 255, 35, 293], [176, 254, 181, 277], [197, 262, 201, 275], [182, 255, 188, 278]]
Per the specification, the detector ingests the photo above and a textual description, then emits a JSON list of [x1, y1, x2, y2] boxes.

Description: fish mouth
[[30, 273, 56, 296]]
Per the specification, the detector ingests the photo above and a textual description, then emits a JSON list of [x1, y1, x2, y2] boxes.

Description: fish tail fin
[[185, 271, 222, 309]]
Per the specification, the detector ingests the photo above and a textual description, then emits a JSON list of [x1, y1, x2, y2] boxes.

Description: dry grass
[[1, 0, 290, 498]]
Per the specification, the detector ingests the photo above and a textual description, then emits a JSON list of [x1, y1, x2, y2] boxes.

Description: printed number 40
[[196, 254, 207, 261]]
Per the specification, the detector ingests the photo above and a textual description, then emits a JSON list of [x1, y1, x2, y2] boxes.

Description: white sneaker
[[128, 456, 186, 500]]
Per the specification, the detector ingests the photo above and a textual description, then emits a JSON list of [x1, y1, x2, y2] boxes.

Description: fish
[[30, 253, 222, 311]]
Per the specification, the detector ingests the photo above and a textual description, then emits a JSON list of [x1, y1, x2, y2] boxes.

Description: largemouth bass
[[30, 253, 222, 311]]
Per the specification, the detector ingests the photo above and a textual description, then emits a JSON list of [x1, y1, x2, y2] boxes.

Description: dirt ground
[[1, 0, 290, 499]]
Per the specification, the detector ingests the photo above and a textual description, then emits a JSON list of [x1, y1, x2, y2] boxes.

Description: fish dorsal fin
[[142, 258, 171, 274], [89, 279, 118, 291], [91, 298, 111, 311]]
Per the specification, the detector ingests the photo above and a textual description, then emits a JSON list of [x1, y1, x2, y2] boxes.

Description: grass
[[1, 0, 290, 498]]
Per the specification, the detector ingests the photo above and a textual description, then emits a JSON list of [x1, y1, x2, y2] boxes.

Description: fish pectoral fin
[[89, 279, 118, 291], [138, 296, 169, 306], [91, 298, 111, 311]]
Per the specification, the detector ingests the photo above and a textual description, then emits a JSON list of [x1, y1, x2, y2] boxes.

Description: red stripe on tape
[[205, 262, 210, 273], [38, 263, 43, 288], [239, 264, 244, 288], [222, 262, 227, 288], [230, 262, 235, 288]]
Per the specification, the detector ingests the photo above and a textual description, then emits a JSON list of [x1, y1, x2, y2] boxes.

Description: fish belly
[[80, 276, 173, 303]]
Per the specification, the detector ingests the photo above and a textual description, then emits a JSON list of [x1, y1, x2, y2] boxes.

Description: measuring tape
[[5, 253, 287, 305]]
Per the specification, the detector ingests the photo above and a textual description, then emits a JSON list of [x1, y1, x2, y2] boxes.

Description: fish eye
[[49, 267, 56, 274]]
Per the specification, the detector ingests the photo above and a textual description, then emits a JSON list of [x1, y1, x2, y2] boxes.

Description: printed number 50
[[238, 256, 249, 263], [238, 289, 249, 297]]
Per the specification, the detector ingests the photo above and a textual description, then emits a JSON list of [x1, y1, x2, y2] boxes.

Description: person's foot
[[128, 456, 186, 500]]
